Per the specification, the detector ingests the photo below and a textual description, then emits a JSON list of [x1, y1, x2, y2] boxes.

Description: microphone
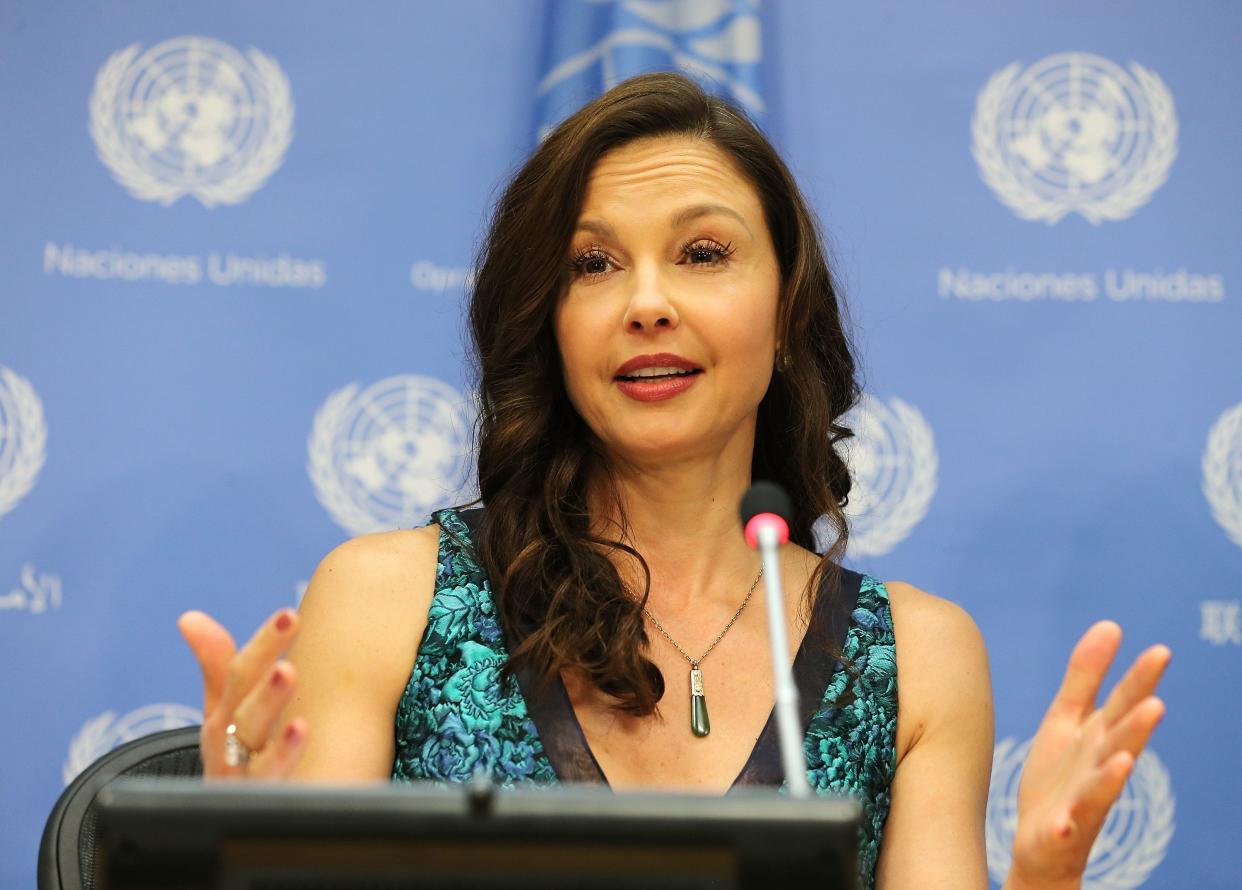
[[740, 482, 810, 798]]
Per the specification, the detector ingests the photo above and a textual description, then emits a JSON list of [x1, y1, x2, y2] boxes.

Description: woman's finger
[[247, 718, 310, 780], [177, 611, 237, 717], [199, 718, 241, 779], [1101, 696, 1166, 762], [1046, 621, 1122, 722], [1099, 644, 1171, 727], [215, 608, 299, 718], [1062, 749, 1135, 841], [229, 660, 298, 762]]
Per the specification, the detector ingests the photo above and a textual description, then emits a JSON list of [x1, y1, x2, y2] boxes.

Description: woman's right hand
[[177, 608, 310, 780]]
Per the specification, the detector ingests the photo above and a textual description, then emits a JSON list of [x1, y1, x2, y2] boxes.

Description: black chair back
[[38, 726, 202, 890]]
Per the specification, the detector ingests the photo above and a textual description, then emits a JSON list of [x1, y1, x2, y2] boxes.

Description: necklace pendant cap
[[689, 667, 710, 737]]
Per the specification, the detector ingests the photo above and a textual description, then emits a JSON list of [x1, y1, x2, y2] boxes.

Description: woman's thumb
[[177, 611, 237, 716]]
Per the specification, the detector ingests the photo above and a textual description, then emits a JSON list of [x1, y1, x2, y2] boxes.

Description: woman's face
[[554, 135, 781, 468]]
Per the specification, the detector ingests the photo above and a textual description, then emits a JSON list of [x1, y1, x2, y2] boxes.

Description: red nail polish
[[271, 668, 286, 688], [284, 723, 300, 743], [275, 611, 292, 631]]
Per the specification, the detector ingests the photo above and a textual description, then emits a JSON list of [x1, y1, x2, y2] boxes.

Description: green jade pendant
[[690, 665, 710, 737]]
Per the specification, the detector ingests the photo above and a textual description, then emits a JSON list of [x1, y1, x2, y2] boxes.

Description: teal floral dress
[[392, 507, 899, 889]]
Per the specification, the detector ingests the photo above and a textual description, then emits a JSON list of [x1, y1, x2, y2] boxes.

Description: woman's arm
[[179, 524, 440, 781], [874, 580, 994, 889], [282, 525, 440, 780]]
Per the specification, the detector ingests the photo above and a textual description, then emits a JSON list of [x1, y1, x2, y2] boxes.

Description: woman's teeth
[[619, 367, 699, 380]]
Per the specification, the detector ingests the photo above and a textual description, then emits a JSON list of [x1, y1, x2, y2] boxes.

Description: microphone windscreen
[[740, 481, 793, 527]]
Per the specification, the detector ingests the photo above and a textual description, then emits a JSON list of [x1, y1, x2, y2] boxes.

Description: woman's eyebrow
[[574, 219, 615, 238], [574, 204, 753, 239], [668, 203, 753, 238]]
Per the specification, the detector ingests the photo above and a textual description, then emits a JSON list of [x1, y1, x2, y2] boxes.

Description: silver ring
[[224, 723, 253, 767]]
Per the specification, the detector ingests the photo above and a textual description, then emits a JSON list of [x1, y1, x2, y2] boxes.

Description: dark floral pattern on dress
[[392, 509, 558, 788], [392, 509, 898, 890], [802, 574, 898, 890]]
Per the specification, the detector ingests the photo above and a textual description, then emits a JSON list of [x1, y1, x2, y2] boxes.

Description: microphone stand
[[756, 523, 811, 799]]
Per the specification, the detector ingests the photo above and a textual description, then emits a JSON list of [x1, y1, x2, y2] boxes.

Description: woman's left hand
[[1005, 621, 1171, 890]]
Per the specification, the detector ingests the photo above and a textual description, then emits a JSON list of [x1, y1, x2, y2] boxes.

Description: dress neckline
[[448, 507, 860, 792], [532, 587, 835, 792]]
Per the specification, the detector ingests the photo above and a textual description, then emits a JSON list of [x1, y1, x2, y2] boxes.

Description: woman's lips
[[614, 371, 702, 402]]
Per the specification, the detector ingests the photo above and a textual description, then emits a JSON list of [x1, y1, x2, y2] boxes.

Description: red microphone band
[[744, 512, 790, 549]]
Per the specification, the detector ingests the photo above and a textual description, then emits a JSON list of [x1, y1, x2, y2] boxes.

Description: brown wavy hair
[[464, 71, 861, 715]]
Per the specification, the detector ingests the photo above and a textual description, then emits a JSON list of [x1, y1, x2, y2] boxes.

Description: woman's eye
[[569, 249, 613, 279], [682, 240, 734, 266]]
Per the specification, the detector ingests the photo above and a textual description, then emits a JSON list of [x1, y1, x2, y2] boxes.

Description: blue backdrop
[[2, 2, 1239, 887]]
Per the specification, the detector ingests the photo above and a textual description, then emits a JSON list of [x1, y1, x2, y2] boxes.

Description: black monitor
[[94, 778, 859, 889]]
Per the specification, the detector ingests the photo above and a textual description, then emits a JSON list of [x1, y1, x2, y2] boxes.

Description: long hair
[[466, 72, 861, 715]]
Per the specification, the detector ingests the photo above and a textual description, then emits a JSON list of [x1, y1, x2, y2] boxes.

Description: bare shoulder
[[882, 580, 985, 652], [881, 580, 992, 762], [310, 524, 441, 603], [291, 524, 441, 699]]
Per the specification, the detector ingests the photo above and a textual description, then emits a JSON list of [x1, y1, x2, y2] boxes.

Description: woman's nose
[[621, 264, 679, 331]]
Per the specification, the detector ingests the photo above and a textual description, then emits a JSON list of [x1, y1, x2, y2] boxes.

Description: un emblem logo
[[972, 52, 1178, 225], [308, 375, 475, 536], [0, 367, 47, 522], [64, 703, 202, 784], [89, 36, 294, 207], [1203, 402, 1242, 550], [986, 737, 1175, 889], [833, 395, 937, 557]]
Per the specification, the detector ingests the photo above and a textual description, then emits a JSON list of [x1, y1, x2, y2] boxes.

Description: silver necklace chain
[[642, 566, 764, 667]]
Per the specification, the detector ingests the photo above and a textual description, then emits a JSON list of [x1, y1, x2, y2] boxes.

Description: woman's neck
[[587, 446, 762, 615]]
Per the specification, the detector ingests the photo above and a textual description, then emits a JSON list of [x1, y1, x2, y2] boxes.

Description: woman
[[179, 72, 1170, 889]]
